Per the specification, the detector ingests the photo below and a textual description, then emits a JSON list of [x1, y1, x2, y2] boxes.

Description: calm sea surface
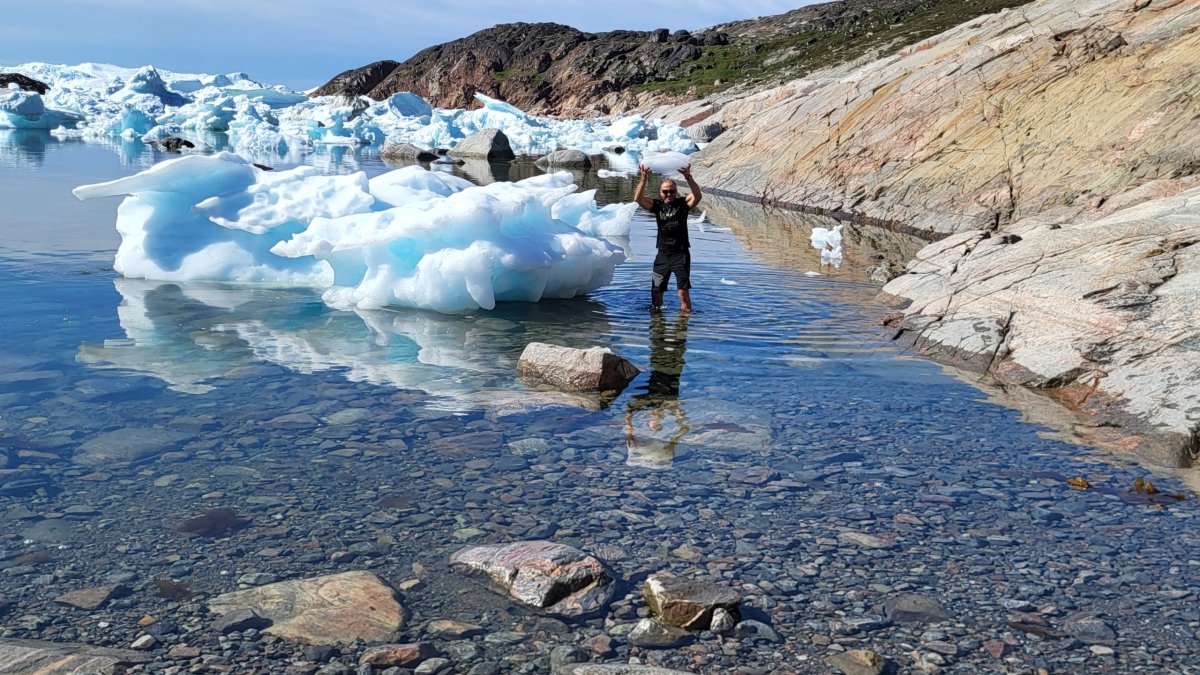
[[2, 130, 1198, 672]]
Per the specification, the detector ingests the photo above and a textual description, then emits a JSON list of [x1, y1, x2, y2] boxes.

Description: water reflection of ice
[[0, 129, 84, 168], [78, 278, 618, 413]]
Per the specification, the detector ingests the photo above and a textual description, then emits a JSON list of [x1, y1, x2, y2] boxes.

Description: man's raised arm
[[634, 164, 654, 210], [680, 165, 702, 208]]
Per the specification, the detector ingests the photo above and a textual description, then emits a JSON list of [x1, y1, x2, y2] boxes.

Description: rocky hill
[[311, 0, 1034, 115], [692, 0, 1200, 465]]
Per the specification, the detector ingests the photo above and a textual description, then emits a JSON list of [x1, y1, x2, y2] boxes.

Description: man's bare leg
[[651, 290, 664, 310], [678, 289, 692, 312]]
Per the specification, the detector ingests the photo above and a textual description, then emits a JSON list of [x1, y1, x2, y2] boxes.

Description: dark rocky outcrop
[[310, 0, 1033, 115], [0, 73, 49, 94], [325, 23, 706, 115], [308, 60, 402, 99]]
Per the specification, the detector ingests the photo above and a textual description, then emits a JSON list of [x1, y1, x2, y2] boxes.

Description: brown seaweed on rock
[[175, 508, 249, 537], [154, 579, 199, 600]]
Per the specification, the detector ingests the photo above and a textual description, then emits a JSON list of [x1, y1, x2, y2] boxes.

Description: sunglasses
[[660, 189, 677, 195]]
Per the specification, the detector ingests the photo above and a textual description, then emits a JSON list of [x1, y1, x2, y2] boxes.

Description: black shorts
[[651, 250, 691, 291]]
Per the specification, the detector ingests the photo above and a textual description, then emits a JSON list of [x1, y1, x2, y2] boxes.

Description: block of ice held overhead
[[639, 151, 691, 176], [74, 154, 633, 314]]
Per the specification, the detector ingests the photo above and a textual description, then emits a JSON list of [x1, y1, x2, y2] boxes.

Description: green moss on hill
[[638, 0, 1034, 96]]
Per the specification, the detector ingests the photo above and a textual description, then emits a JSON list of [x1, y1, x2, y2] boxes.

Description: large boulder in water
[[450, 541, 614, 618], [517, 342, 639, 393], [380, 143, 438, 163], [643, 573, 740, 630], [449, 128, 515, 161], [535, 149, 591, 169]]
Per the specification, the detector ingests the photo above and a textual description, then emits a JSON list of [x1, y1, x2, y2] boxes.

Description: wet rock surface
[[642, 573, 739, 630], [883, 188, 1200, 465], [451, 541, 614, 618], [517, 342, 640, 393], [449, 129, 515, 161], [208, 571, 407, 645], [0, 637, 149, 673], [380, 143, 439, 163], [536, 149, 592, 169], [692, 0, 1200, 460]]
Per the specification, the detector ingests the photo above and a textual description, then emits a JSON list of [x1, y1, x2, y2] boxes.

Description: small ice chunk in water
[[720, 278, 738, 285], [810, 224, 843, 267], [639, 151, 691, 176], [804, 271, 823, 276], [597, 169, 630, 178]]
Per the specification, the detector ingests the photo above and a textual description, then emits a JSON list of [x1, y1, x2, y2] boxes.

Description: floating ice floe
[[810, 224, 843, 267], [73, 152, 633, 313]]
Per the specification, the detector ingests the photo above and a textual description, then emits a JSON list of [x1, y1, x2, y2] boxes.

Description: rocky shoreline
[[685, 0, 1200, 467]]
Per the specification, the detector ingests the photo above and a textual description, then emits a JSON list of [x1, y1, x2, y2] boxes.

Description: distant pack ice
[[73, 153, 635, 313], [0, 62, 698, 158]]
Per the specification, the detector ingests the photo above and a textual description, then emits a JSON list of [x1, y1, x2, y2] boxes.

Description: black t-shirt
[[651, 197, 690, 252]]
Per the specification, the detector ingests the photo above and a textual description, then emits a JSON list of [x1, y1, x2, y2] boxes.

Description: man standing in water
[[634, 163, 702, 312]]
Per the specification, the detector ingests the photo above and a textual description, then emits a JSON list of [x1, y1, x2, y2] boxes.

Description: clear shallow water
[[3, 133, 1200, 673], [0, 134, 956, 470]]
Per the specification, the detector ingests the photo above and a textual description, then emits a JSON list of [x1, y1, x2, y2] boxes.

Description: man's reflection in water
[[624, 312, 690, 469]]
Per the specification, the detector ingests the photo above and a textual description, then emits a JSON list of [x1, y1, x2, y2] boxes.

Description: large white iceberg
[[73, 152, 633, 313]]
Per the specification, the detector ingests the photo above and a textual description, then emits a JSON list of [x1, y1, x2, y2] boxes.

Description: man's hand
[[679, 165, 692, 179], [634, 163, 653, 210]]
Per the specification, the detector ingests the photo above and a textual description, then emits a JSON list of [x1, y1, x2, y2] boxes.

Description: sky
[[1, 0, 813, 90]]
